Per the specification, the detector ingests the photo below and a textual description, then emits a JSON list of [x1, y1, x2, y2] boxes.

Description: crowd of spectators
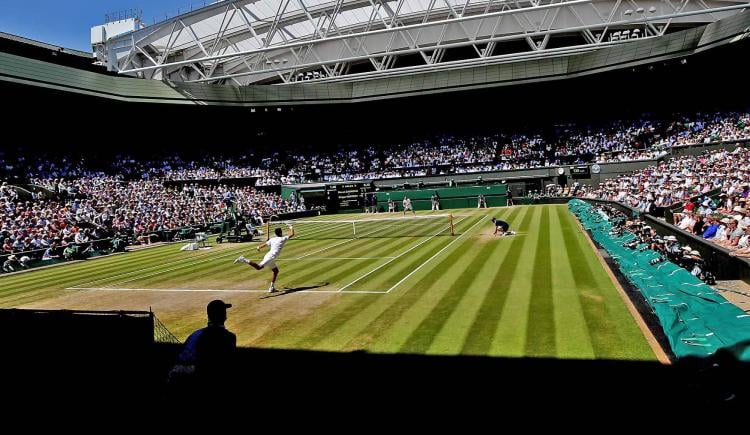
[[1, 109, 749, 273], [3, 110, 747, 186], [1, 173, 303, 272], [307, 111, 748, 180], [578, 146, 750, 258]]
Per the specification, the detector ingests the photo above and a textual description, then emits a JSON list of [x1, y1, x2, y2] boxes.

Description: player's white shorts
[[259, 253, 278, 269]]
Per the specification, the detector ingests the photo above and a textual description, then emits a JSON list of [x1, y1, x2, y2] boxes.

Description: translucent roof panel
[[140, 0, 509, 53]]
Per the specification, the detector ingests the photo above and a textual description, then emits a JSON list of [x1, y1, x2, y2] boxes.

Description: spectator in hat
[[19, 255, 31, 267], [2, 254, 22, 272], [170, 300, 237, 389]]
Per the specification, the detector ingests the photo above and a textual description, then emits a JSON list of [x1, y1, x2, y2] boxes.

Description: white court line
[[277, 257, 396, 260], [70, 235, 393, 290], [67, 287, 387, 294], [295, 221, 399, 259], [69, 215, 470, 291], [71, 216, 448, 289], [73, 234, 366, 289], [336, 217, 466, 292], [386, 216, 486, 293]]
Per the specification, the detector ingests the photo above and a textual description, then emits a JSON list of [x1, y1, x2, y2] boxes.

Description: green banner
[[377, 185, 507, 211]]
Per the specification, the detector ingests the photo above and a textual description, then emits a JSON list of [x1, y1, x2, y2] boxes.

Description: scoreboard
[[325, 182, 374, 210], [570, 166, 590, 178]]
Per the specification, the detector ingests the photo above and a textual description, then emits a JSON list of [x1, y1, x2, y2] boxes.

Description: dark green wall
[[376, 185, 507, 211]]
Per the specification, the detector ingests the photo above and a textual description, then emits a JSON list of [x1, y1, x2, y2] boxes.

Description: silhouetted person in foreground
[[169, 299, 237, 393]]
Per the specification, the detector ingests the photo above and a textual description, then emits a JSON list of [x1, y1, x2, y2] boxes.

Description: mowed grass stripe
[[423, 207, 531, 355], [290, 217, 481, 350], [523, 206, 556, 357], [397, 208, 523, 354], [0, 244, 231, 303], [284, 218, 437, 263], [0, 212, 457, 290], [484, 206, 543, 357], [92, 228, 404, 289], [85, 245, 281, 289], [460, 206, 537, 355], [292, 216, 487, 350], [341, 216, 475, 291], [292, 220, 442, 261], [2, 212, 461, 288], [547, 207, 596, 358], [2, 235, 321, 301], [342, 212, 496, 351], [5, 228, 390, 306], [557, 207, 630, 358], [5, 238, 270, 293], [0, 248, 204, 305], [249, 215, 486, 349], [114, 231, 364, 288], [201, 221, 452, 296], [310, 226, 488, 347], [557, 207, 654, 360], [2, 212, 461, 301], [272, 226, 442, 288], [0, 242, 214, 290]]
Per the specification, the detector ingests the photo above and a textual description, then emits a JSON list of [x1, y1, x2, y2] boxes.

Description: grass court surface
[[0, 205, 657, 360]]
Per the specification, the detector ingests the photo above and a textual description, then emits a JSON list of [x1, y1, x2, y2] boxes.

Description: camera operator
[[678, 246, 702, 274], [663, 235, 681, 263], [650, 235, 667, 255]]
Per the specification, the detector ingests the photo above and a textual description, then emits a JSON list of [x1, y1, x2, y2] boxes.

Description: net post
[[449, 214, 454, 236], [266, 221, 270, 241], [352, 221, 356, 236]]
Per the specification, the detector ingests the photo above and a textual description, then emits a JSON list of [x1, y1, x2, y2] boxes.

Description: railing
[[147, 1, 217, 26], [104, 9, 142, 24], [578, 197, 750, 281]]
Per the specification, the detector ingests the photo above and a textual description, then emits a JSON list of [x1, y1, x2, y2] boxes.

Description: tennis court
[[0, 205, 659, 360]]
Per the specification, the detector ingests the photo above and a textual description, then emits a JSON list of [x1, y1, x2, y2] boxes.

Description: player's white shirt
[[266, 236, 290, 258]]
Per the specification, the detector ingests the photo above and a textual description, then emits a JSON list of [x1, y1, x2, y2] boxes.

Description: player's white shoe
[[234, 255, 247, 264], [268, 284, 277, 293]]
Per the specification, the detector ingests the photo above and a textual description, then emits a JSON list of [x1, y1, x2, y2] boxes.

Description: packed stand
[[1, 174, 303, 272], [2, 111, 748, 185], [578, 146, 750, 257]]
